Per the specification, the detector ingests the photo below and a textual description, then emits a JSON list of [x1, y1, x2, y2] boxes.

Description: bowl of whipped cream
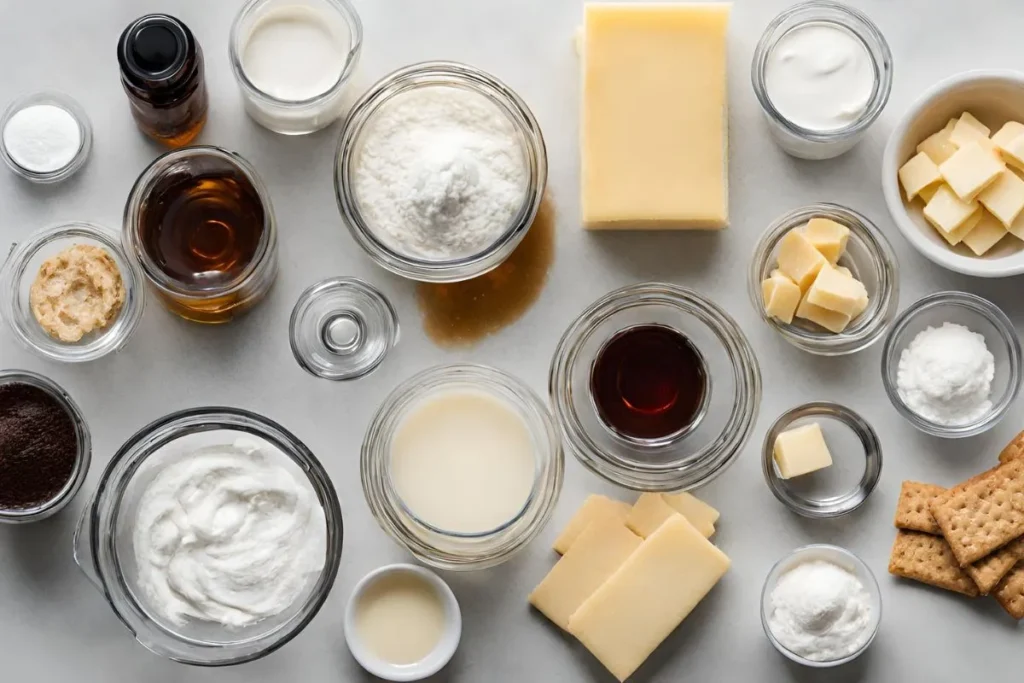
[[72, 407, 343, 666]]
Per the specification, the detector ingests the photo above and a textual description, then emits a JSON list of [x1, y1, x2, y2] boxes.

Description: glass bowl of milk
[[751, 1, 892, 160], [361, 364, 564, 571]]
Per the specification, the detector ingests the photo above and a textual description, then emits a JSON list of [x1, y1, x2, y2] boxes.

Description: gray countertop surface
[[1, 0, 1020, 681]]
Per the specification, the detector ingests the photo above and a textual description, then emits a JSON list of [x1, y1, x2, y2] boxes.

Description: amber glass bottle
[[117, 14, 208, 147]]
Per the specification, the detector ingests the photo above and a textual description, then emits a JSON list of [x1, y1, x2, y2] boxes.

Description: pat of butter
[[773, 422, 833, 479], [916, 120, 959, 165], [777, 229, 828, 291], [939, 142, 1005, 201], [978, 169, 1024, 227], [626, 493, 679, 538], [949, 111, 990, 148], [937, 206, 982, 247], [529, 518, 642, 631], [580, 3, 731, 229], [803, 217, 850, 264], [805, 264, 869, 317], [898, 151, 943, 201], [567, 515, 730, 682], [991, 121, 1024, 154], [962, 211, 1008, 256], [923, 184, 981, 235], [999, 134, 1024, 171], [553, 494, 631, 554], [795, 290, 851, 334], [661, 492, 719, 535], [762, 271, 802, 324]]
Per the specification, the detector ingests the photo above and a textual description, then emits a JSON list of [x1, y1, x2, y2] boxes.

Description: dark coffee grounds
[[0, 382, 78, 509]]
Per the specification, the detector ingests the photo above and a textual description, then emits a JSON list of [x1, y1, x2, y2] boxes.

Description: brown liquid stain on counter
[[417, 195, 556, 347]]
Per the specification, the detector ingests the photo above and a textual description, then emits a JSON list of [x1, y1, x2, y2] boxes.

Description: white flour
[[768, 560, 873, 662], [352, 86, 528, 260], [896, 322, 994, 425]]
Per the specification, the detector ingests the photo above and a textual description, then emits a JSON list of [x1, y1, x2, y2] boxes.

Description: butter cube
[[761, 272, 801, 324], [803, 217, 850, 263], [939, 142, 1005, 201], [916, 122, 959, 164], [776, 229, 828, 290], [949, 111, 991, 148], [661, 492, 719, 534], [936, 207, 982, 246], [568, 515, 730, 682], [991, 121, 1024, 153], [978, 170, 1024, 227], [923, 184, 981, 235], [529, 519, 642, 631], [999, 134, 1024, 171], [898, 152, 944, 201], [962, 211, 1008, 256], [795, 291, 851, 333], [805, 264, 869, 316], [554, 494, 631, 554], [773, 422, 833, 479]]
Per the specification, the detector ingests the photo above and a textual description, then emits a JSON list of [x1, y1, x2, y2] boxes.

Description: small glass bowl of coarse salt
[[0, 91, 92, 183], [881, 291, 1022, 439]]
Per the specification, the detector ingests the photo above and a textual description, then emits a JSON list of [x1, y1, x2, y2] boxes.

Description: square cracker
[[931, 459, 1024, 567], [999, 429, 1024, 463], [888, 530, 979, 597], [894, 481, 945, 534], [966, 537, 1024, 595], [993, 562, 1024, 619]]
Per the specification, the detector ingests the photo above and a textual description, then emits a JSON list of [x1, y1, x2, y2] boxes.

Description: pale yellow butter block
[[962, 211, 1008, 256], [777, 229, 828, 291], [1000, 134, 1024, 171], [805, 264, 869, 316], [795, 290, 851, 333], [553, 495, 630, 554], [916, 123, 959, 164], [761, 272, 801, 324], [939, 142, 1005, 201], [529, 518, 642, 631], [803, 217, 850, 263], [978, 169, 1024, 227], [773, 422, 833, 479], [625, 492, 680, 539], [581, 3, 731, 229], [898, 152, 943, 201], [991, 121, 1024, 152], [661, 492, 719, 535], [567, 515, 730, 682], [949, 111, 990, 148], [923, 184, 980, 235], [937, 207, 982, 247]]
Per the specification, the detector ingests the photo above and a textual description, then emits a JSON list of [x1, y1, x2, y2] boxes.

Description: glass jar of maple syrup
[[123, 146, 278, 323]]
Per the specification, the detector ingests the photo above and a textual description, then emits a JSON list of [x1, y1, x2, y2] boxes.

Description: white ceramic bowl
[[882, 70, 1024, 277], [344, 564, 461, 681]]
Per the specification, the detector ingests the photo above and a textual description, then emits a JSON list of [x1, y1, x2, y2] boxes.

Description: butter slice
[[568, 515, 730, 682], [661, 492, 719, 536], [795, 290, 851, 334], [978, 170, 1024, 227], [805, 264, 869, 316], [924, 184, 980, 235], [898, 152, 943, 201], [773, 422, 833, 479], [916, 121, 959, 165], [553, 495, 630, 554], [777, 229, 828, 291], [761, 271, 801, 324], [999, 134, 1024, 171], [937, 206, 982, 247], [580, 3, 730, 229], [803, 217, 850, 263], [991, 122, 1024, 153], [962, 211, 1008, 256], [940, 142, 1005, 201], [949, 112, 990, 148], [529, 519, 642, 631], [625, 493, 680, 538]]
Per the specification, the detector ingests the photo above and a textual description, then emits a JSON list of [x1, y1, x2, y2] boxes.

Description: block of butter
[[553, 494, 630, 554], [773, 422, 832, 479], [776, 229, 828, 291], [580, 3, 731, 229], [662, 491, 719, 536], [568, 515, 730, 681], [805, 264, 869, 317]]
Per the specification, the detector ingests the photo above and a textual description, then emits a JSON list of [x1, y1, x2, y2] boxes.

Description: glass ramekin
[[361, 364, 563, 571], [229, 0, 362, 135], [549, 283, 761, 491], [762, 402, 881, 518], [0, 90, 92, 183], [881, 292, 1021, 438], [123, 146, 278, 323], [72, 407, 343, 666], [749, 203, 899, 356], [0, 370, 91, 523], [0, 222, 146, 362], [335, 61, 547, 283], [751, 1, 893, 160], [761, 544, 881, 667]]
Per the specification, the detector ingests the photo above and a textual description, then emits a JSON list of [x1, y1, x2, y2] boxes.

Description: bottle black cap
[[118, 14, 195, 92]]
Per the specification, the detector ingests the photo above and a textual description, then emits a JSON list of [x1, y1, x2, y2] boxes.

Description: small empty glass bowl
[[549, 283, 761, 491], [881, 291, 1021, 438], [749, 203, 899, 355], [761, 544, 882, 668], [762, 402, 882, 518], [0, 222, 146, 362]]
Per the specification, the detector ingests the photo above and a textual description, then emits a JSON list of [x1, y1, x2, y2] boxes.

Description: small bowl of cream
[[344, 564, 461, 681]]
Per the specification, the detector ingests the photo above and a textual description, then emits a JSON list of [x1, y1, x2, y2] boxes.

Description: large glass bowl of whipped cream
[[73, 407, 343, 666]]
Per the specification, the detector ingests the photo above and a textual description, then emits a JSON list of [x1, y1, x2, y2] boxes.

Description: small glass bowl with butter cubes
[[749, 203, 899, 355], [762, 401, 882, 518]]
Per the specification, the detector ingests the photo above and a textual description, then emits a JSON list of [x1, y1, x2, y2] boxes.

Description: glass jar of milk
[[229, 0, 362, 135], [751, 1, 892, 160]]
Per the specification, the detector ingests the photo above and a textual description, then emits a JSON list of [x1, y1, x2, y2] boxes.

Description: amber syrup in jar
[[590, 324, 708, 440]]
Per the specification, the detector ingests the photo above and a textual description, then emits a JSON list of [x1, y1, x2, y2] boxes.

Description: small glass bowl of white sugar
[[881, 291, 1022, 438], [0, 91, 91, 183]]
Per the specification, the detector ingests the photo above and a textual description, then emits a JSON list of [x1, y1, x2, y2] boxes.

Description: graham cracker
[[888, 530, 979, 597], [999, 429, 1024, 463], [965, 537, 1024, 594], [993, 562, 1024, 619], [930, 459, 1024, 567], [894, 481, 945, 534]]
